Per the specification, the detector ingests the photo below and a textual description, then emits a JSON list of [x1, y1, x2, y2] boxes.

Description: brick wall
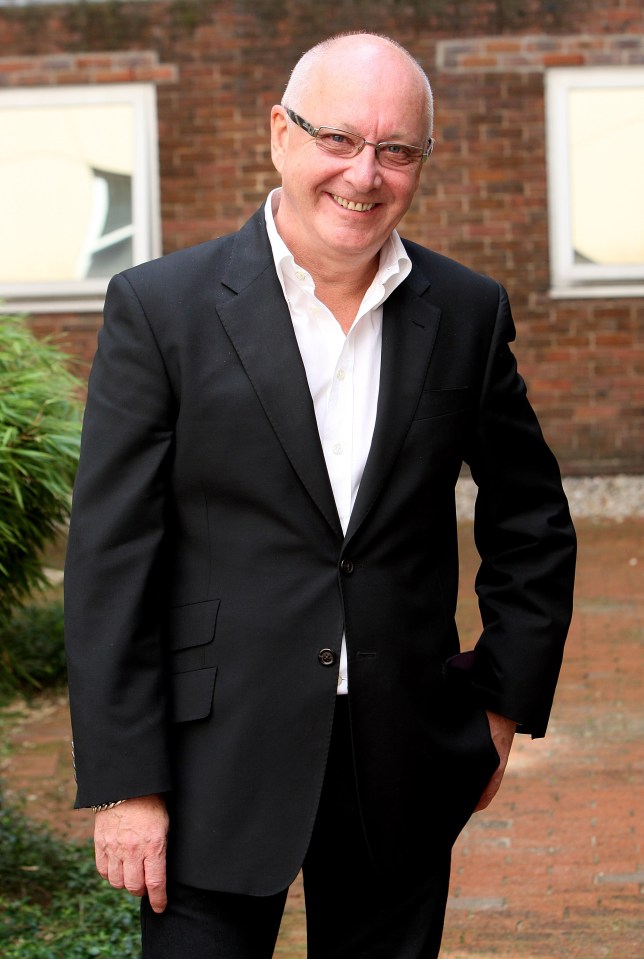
[[1, 0, 643, 474]]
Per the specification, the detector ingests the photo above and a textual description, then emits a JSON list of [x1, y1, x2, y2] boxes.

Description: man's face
[[270, 43, 429, 272]]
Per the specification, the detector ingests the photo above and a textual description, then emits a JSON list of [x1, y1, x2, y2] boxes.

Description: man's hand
[[94, 794, 169, 914], [475, 711, 517, 811]]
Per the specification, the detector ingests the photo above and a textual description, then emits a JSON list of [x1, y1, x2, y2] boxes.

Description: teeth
[[332, 195, 375, 212]]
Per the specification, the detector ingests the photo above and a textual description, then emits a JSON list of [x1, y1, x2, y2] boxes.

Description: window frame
[[546, 66, 644, 298], [0, 83, 161, 313]]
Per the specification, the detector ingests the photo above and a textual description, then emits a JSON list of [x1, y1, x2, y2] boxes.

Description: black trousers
[[141, 698, 451, 958]]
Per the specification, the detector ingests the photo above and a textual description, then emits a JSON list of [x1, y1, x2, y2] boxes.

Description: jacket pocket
[[169, 599, 220, 674], [413, 387, 471, 421], [170, 665, 217, 723]]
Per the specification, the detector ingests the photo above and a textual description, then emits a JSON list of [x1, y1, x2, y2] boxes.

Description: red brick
[[1, 1, 643, 474]]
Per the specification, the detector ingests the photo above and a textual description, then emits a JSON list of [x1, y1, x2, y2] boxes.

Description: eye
[[318, 130, 352, 146], [383, 143, 414, 160], [315, 128, 361, 155]]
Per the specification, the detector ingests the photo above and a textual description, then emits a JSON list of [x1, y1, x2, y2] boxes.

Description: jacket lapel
[[216, 209, 441, 545], [345, 266, 442, 542], [216, 210, 343, 539]]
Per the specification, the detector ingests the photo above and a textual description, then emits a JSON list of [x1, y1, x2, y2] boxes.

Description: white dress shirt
[[265, 189, 411, 692]]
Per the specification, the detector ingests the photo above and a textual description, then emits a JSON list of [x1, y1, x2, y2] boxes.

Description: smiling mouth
[[332, 194, 376, 213]]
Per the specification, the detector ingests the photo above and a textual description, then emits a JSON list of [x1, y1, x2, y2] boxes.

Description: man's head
[[270, 33, 433, 276], [282, 34, 433, 140]]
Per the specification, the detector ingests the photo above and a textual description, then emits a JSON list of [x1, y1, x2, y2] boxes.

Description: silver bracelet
[[91, 799, 126, 813]]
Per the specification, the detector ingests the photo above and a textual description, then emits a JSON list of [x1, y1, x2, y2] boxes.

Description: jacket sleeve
[[64, 273, 177, 807], [465, 283, 576, 737]]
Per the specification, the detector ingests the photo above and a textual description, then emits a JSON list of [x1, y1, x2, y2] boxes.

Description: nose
[[343, 143, 383, 192]]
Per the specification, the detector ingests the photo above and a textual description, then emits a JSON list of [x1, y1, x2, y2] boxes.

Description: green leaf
[[0, 315, 82, 625]]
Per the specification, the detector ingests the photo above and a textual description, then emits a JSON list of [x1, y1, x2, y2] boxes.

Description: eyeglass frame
[[283, 107, 434, 167]]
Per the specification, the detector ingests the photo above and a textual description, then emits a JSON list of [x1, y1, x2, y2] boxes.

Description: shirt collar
[[264, 188, 412, 306]]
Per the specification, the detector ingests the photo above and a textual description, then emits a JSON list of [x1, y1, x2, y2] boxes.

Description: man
[[65, 32, 576, 958]]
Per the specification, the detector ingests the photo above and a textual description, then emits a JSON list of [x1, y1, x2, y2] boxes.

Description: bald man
[[65, 32, 576, 958]]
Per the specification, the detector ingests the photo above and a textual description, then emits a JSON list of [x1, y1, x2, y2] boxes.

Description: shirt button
[[340, 558, 354, 575], [295, 270, 306, 281], [318, 648, 336, 666], [336, 369, 346, 381], [332, 443, 343, 455]]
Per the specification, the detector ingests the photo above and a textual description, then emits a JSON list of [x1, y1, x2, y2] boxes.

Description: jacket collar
[[216, 208, 442, 542]]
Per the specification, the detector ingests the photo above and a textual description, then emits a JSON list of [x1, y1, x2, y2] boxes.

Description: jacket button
[[318, 648, 336, 666], [340, 558, 354, 575]]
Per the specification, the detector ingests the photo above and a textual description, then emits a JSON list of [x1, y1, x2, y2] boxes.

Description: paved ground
[[2, 517, 642, 958]]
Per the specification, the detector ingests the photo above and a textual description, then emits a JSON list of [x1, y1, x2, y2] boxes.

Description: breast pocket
[[168, 599, 220, 723], [413, 387, 471, 422]]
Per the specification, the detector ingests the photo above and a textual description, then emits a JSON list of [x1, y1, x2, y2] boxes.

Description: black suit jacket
[[65, 206, 576, 895]]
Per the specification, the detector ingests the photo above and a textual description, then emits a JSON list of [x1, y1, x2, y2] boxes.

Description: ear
[[270, 105, 289, 174]]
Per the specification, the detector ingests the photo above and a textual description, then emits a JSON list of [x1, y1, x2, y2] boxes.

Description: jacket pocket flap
[[169, 599, 220, 651], [170, 666, 217, 723], [414, 387, 471, 421]]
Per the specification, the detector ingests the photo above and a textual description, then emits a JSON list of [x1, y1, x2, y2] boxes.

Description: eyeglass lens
[[315, 127, 424, 167]]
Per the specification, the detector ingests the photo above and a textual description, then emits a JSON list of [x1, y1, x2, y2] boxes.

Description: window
[[546, 67, 644, 296], [0, 84, 160, 311]]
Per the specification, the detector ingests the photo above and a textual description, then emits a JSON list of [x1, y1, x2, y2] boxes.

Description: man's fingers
[[95, 845, 108, 880], [106, 853, 126, 890], [474, 710, 517, 811], [475, 770, 502, 811], [95, 839, 126, 888], [144, 857, 168, 914], [102, 848, 166, 909], [122, 857, 148, 897], [92, 794, 169, 907]]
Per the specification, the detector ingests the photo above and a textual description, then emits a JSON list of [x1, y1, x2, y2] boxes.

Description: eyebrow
[[327, 120, 419, 142]]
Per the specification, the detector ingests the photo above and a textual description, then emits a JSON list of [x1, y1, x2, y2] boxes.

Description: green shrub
[[0, 602, 66, 703], [0, 787, 139, 957], [0, 315, 82, 627]]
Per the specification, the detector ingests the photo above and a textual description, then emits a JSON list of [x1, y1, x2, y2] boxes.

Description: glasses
[[284, 107, 433, 170]]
